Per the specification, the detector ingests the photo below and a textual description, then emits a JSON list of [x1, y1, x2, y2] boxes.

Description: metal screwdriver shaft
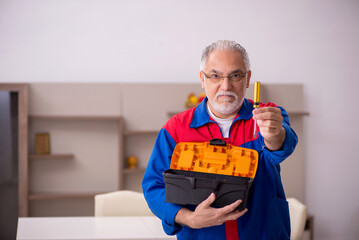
[[253, 81, 261, 138]]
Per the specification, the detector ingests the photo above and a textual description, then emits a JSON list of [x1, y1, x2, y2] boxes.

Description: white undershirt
[[206, 102, 236, 138]]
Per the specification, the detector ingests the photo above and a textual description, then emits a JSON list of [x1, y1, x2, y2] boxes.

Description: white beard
[[207, 91, 242, 116]]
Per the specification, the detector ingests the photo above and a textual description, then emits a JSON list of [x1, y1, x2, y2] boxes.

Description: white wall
[[1, 0, 359, 239]]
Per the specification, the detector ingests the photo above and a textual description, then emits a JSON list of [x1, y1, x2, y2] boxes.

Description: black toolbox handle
[[209, 139, 227, 146], [184, 176, 225, 191]]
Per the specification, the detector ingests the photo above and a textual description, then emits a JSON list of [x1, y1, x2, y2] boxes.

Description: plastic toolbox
[[163, 139, 258, 211]]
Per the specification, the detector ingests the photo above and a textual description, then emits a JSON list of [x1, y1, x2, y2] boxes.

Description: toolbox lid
[[170, 140, 259, 178]]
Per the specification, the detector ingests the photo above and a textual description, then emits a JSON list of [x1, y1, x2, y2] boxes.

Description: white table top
[[17, 216, 176, 240]]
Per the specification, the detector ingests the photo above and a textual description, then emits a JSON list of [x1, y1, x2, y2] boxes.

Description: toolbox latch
[[209, 138, 227, 147]]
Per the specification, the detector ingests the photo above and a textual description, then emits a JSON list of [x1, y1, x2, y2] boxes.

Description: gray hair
[[200, 40, 250, 71]]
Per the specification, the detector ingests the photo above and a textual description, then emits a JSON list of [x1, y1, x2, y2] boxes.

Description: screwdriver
[[253, 81, 261, 138]]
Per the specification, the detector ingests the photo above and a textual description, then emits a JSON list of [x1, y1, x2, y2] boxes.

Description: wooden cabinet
[[26, 114, 160, 215], [27, 115, 124, 216]]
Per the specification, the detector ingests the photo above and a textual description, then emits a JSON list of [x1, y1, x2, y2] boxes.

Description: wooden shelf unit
[[23, 83, 308, 217], [27, 114, 156, 210], [27, 115, 124, 216]]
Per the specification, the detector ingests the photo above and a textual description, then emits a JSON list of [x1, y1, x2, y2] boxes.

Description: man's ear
[[200, 71, 205, 89], [246, 71, 251, 88]]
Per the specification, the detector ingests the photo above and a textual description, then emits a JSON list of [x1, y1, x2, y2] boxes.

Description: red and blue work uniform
[[142, 97, 298, 240]]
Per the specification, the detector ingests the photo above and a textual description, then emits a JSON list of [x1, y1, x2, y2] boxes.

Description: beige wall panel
[[29, 83, 122, 116], [120, 83, 203, 131], [245, 84, 304, 111]]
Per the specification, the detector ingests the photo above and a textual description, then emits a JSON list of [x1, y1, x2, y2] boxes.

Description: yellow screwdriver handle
[[253, 81, 261, 108]]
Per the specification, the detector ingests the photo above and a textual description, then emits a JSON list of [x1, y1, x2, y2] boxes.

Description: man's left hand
[[252, 107, 286, 151]]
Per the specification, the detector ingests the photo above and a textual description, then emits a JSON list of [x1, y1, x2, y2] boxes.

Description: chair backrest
[[94, 190, 153, 216], [287, 198, 307, 240]]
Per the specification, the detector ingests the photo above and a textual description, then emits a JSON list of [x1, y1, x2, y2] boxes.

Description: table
[[17, 216, 176, 240]]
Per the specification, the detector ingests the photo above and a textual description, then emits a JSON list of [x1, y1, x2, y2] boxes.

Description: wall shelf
[[29, 115, 122, 121], [168, 111, 309, 118], [124, 168, 146, 174], [29, 154, 75, 160], [28, 192, 105, 201], [286, 111, 309, 116]]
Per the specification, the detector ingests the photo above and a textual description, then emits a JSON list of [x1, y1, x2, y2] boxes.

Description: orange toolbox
[[163, 139, 258, 211]]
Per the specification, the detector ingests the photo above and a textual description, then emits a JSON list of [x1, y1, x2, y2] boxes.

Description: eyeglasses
[[202, 71, 248, 83]]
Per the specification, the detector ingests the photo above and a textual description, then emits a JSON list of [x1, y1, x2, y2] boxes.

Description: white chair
[[94, 190, 153, 216], [288, 198, 307, 240]]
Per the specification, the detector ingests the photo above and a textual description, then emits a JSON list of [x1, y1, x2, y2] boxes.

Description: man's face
[[200, 50, 251, 119]]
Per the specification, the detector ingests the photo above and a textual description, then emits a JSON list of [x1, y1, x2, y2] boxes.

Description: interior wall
[[1, 1, 359, 239]]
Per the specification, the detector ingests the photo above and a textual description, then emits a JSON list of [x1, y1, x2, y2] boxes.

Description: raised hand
[[253, 107, 286, 151]]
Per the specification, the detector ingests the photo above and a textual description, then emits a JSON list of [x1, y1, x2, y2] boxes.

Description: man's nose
[[220, 77, 231, 90]]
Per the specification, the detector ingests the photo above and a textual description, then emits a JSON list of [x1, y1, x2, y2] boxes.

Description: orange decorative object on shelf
[[170, 139, 258, 178], [126, 156, 138, 169]]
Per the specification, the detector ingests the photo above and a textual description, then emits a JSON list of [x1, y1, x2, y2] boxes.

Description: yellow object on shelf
[[35, 133, 50, 155], [184, 92, 206, 109], [170, 140, 258, 178], [127, 156, 138, 169]]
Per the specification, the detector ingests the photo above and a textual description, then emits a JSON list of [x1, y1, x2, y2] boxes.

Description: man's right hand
[[174, 193, 248, 229]]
